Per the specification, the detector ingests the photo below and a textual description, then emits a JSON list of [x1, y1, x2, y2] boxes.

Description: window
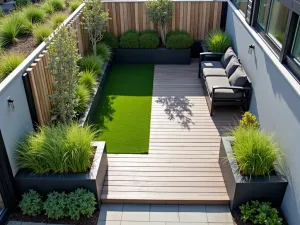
[[233, 0, 248, 15], [291, 20, 300, 63], [257, 0, 271, 29]]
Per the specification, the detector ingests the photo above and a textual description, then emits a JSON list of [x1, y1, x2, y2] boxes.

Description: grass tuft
[[0, 52, 25, 81], [33, 24, 53, 43], [70, 0, 81, 12], [23, 6, 46, 24], [50, 12, 68, 29], [79, 70, 97, 92], [75, 84, 90, 114], [96, 43, 112, 61], [79, 55, 103, 75], [205, 29, 232, 53]]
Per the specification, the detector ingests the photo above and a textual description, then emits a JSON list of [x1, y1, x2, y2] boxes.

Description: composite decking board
[[102, 60, 241, 204]]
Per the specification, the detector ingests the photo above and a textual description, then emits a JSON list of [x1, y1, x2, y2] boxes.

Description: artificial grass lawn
[[93, 64, 154, 154]]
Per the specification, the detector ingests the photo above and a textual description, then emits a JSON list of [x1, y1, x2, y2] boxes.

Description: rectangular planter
[[15, 142, 108, 204], [219, 137, 288, 209], [113, 47, 191, 64]]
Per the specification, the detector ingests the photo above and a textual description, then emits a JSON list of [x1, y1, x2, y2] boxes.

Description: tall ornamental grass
[[0, 52, 25, 81], [17, 124, 97, 174], [205, 29, 232, 53], [23, 6, 46, 24]]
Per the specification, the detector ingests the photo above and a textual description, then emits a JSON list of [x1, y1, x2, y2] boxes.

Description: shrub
[[79, 55, 103, 75], [67, 188, 96, 220], [102, 32, 118, 48], [33, 24, 52, 43], [166, 34, 193, 49], [166, 30, 189, 40], [70, 0, 81, 12], [23, 6, 46, 24], [205, 29, 232, 53], [230, 126, 280, 176], [240, 200, 283, 224], [119, 30, 139, 48], [0, 52, 25, 81], [96, 43, 112, 61], [42, 2, 55, 14], [75, 84, 90, 114], [140, 29, 159, 37], [51, 12, 68, 28], [19, 190, 43, 216], [139, 33, 159, 48], [16, 0, 30, 9], [239, 111, 259, 129], [47, 0, 64, 11], [44, 191, 68, 219], [0, 13, 32, 45], [79, 70, 97, 91], [17, 123, 97, 173]]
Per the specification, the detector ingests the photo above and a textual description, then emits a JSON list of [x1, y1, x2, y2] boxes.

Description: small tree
[[83, 0, 110, 56], [146, 0, 173, 45], [47, 26, 81, 124]]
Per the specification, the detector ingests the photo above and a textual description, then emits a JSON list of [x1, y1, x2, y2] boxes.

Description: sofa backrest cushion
[[225, 56, 240, 78], [229, 66, 248, 90], [221, 47, 236, 68]]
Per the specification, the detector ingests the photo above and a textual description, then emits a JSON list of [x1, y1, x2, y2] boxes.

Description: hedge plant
[[19, 190, 43, 216], [119, 30, 139, 48], [102, 32, 118, 48], [166, 34, 193, 49], [139, 33, 159, 48], [44, 191, 68, 219], [204, 29, 232, 53], [140, 29, 159, 37], [166, 30, 189, 40]]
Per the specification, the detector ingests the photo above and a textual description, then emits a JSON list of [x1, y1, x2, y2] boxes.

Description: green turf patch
[[92, 64, 154, 154]]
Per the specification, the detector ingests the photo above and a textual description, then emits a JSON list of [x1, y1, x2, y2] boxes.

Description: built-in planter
[[201, 41, 210, 52], [15, 141, 108, 204], [113, 47, 191, 64], [79, 61, 112, 126], [219, 137, 288, 210]]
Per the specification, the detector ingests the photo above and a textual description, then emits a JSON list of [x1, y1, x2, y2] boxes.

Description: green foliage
[[240, 201, 283, 224], [19, 190, 43, 216], [96, 43, 112, 61], [230, 126, 280, 176], [119, 30, 139, 48], [0, 52, 25, 81], [79, 70, 97, 92], [205, 29, 232, 53], [166, 34, 193, 49], [70, 0, 81, 12], [44, 191, 68, 219], [42, 2, 55, 14], [47, 0, 64, 11], [79, 55, 103, 75], [145, 0, 172, 45], [67, 188, 96, 220], [47, 26, 81, 124], [33, 24, 52, 43], [17, 123, 97, 173], [239, 111, 259, 129], [0, 12, 32, 46], [75, 84, 90, 114], [16, 0, 30, 9], [140, 29, 159, 37], [23, 6, 46, 24], [0, 8, 4, 18], [166, 30, 189, 40], [83, 0, 110, 55], [139, 33, 159, 48], [51, 12, 68, 28], [102, 32, 118, 48]]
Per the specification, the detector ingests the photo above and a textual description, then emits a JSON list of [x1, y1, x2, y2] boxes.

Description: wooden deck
[[101, 60, 241, 204]]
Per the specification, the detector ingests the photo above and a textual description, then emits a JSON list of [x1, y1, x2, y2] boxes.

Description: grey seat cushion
[[225, 56, 240, 78], [205, 76, 243, 99], [201, 61, 226, 77], [221, 47, 236, 68], [229, 66, 248, 90]]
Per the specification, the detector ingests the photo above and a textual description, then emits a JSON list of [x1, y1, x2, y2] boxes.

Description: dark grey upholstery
[[225, 56, 240, 77], [221, 47, 236, 68], [201, 61, 227, 77], [206, 77, 243, 99], [229, 66, 248, 88]]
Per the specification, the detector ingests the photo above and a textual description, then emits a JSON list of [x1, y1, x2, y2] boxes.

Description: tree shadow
[[155, 96, 195, 130]]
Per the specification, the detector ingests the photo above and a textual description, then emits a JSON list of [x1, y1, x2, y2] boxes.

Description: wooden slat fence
[[104, 1, 223, 40]]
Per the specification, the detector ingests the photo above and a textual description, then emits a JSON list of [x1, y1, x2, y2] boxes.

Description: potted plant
[[203, 29, 232, 53], [219, 112, 288, 209]]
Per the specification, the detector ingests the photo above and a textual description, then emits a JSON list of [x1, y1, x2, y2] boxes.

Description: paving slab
[[206, 205, 233, 223], [178, 205, 207, 223], [7, 221, 22, 225], [121, 222, 165, 225], [98, 221, 121, 225], [122, 204, 150, 222], [150, 204, 179, 222], [99, 204, 123, 221]]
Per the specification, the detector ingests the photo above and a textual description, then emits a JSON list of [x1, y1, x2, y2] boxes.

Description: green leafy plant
[[17, 123, 97, 173], [67, 188, 96, 220], [102, 32, 118, 48], [166, 34, 193, 49], [96, 43, 112, 61], [231, 126, 280, 176], [166, 30, 189, 40], [70, 0, 81, 12], [16, 0, 30, 9], [145, 0, 173, 45], [240, 201, 283, 225], [75, 84, 90, 114], [83, 0, 110, 55], [119, 30, 139, 48], [140, 29, 159, 37], [79, 55, 103, 75], [23, 6, 46, 24], [33, 24, 53, 43], [0, 52, 25, 81], [44, 191, 68, 219], [42, 2, 55, 14], [239, 111, 259, 129], [139, 33, 159, 48], [79, 70, 97, 91], [51, 12, 68, 28], [47, 26, 81, 124], [0, 12, 32, 45], [205, 29, 232, 53], [19, 190, 43, 216]]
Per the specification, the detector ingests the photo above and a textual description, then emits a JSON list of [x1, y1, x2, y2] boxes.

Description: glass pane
[[235, 0, 248, 15], [257, 0, 271, 29], [291, 19, 300, 62], [267, 0, 289, 47]]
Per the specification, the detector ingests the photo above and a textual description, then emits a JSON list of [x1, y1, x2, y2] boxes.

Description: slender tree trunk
[[160, 26, 166, 46], [92, 39, 97, 56]]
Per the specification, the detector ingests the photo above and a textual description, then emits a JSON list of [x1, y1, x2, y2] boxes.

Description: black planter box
[[79, 61, 111, 126], [219, 137, 288, 209], [113, 47, 191, 64], [15, 142, 108, 204]]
